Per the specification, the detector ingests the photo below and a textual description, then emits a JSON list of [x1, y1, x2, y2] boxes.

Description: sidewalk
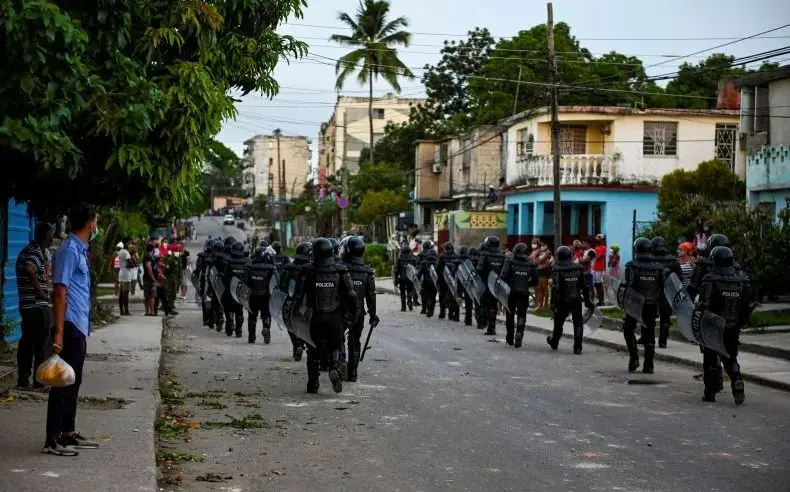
[[0, 314, 162, 492], [522, 314, 790, 392]]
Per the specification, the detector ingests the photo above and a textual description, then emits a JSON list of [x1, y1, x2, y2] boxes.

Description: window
[[516, 129, 535, 156], [372, 108, 385, 119], [715, 123, 737, 171], [643, 122, 678, 156], [559, 125, 587, 154], [423, 207, 433, 227]]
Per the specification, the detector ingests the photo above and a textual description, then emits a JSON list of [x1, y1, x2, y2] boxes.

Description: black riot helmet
[[271, 241, 282, 254], [211, 239, 223, 254], [259, 240, 269, 249], [203, 239, 212, 251], [468, 247, 479, 257], [709, 234, 729, 249], [400, 244, 411, 255], [634, 237, 653, 256], [223, 236, 236, 253], [484, 235, 500, 250], [313, 238, 334, 265], [252, 246, 267, 262], [513, 243, 528, 256], [347, 237, 365, 258], [328, 237, 340, 256], [295, 242, 312, 261], [443, 242, 455, 254], [243, 244, 250, 257], [710, 245, 735, 267], [458, 245, 469, 256], [556, 245, 572, 261], [231, 241, 245, 257], [422, 240, 433, 251], [651, 236, 666, 252]]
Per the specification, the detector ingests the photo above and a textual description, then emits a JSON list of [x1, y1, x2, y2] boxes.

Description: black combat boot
[[225, 315, 234, 336], [702, 366, 719, 402], [642, 344, 655, 374], [505, 330, 514, 346], [347, 354, 359, 382], [235, 313, 244, 337], [262, 326, 271, 345], [329, 368, 343, 393], [546, 335, 559, 351], [514, 329, 524, 348], [248, 319, 256, 344], [625, 334, 639, 372], [307, 377, 319, 394], [293, 345, 304, 362], [731, 377, 745, 405], [573, 323, 583, 355]]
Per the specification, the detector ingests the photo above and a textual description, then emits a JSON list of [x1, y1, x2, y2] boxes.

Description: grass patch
[[747, 309, 790, 328], [531, 307, 553, 318], [96, 286, 116, 298], [202, 413, 270, 430], [157, 452, 204, 466], [155, 406, 200, 439], [184, 390, 225, 399], [159, 369, 184, 405], [199, 397, 228, 410], [197, 473, 233, 483], [600, 307, 626, 320]]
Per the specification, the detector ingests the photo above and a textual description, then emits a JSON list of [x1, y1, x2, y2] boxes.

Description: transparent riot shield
[[269, 274, 287, 332], [191, 270, 202, 304], [429, 265, 439, 289], [608, 275, 644, 324], [443, 266, 461, 304], [405, 264, 422, 303], [457, 259, 485, 306], [664, 273, 729, 358], [229, 277, 252, 312], [209, 266, 225, 310], [487, 271, 511, 312], [582, 305, 603, 337], [282, 296, 315, 348]]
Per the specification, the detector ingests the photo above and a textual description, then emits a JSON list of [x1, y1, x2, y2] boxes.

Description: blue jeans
[[46, 322, 86, 441]]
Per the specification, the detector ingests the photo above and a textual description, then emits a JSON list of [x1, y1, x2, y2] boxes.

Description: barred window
[[643, 122, 678, 156], [559, 125, 586, 154]]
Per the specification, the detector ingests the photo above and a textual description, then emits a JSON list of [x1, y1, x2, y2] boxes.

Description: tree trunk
[[368, 71, 374, 166]]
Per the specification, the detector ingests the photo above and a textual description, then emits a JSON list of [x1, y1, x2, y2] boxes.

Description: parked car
[[236, 221, 246, 230], [223, 214, 235, 225]]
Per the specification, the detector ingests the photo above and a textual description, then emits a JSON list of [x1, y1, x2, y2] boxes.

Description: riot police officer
[[223, 241, 248, 337], [328, 237, 341, 262], [418, 241, 439, 317], [698, 246, 752, 404], [651, 236, 683, 348], [457, 246, 474, 326], [416, 241, 430, 314], [246, 246, 277, 344], [295, 238, 357, 394], [280, 242, 312, 361], [468, 246, 481, 328], [437, 242, 460, 321], [622, 237, 664, 373], [393, 244, 417, 312], [342, 238, 379, 382], [502, 243, 538, 348], [547, 246, 586, 354], [196, 240, 212, 327], [271, 241, 291, 269], [208, 239, 225, 332], [476, 236, 506, 336]]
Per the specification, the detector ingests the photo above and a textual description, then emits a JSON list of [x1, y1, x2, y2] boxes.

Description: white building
[[242, 133, 311, 200]]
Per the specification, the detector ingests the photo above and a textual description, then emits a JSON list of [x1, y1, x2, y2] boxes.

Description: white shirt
[[118, 248, 133, 282]]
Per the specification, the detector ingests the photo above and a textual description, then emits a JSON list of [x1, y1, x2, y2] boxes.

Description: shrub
[[363, 243, 392, 277]]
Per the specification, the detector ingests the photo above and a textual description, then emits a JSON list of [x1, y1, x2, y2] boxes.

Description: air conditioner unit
[[432, 163, 442, 174]]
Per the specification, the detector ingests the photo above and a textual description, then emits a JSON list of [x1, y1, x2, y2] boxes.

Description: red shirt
[[593, 245, 606, 272]]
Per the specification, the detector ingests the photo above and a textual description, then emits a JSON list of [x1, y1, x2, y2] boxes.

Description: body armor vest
[[480, 250, 506, 276], [419, 251, 438, 278], [345, 260, 372, 316], [703, 267, 749, 328], [225, 256, 248, 282], [629, 257, 663, 304], [247, 262, 276, 296], [273, 254, 290, 269], [553, 260, 582, 301], [441, 253, 461, 276], [506, 257, 535, 293], [312, 265, 341, 313], [653, 250, 680, 280], [395, 253, 416, 281]]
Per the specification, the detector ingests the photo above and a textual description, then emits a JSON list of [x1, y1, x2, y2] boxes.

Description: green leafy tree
[[352, 188, 408, 225], [0, 1, 307, 220], [349, 161, 410, 208], [330, 0, 414, 164], [663, 53, 750, 109]]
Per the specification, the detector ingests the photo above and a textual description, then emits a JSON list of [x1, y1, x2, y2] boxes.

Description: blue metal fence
[[2, 199, 33, 343]]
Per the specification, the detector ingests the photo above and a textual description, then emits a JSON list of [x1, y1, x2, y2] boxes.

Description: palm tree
[[330, 0, 414, 166]]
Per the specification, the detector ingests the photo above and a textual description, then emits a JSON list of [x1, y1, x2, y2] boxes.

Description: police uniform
[[622, 238, 664, 374], [246, 248, 277, 344], [547, 246, 586, 353], [223, 242, 248, 337], [393, 245, 416, 311], [476, 236, 506, 335], [437, 242, 460, 321], [650, 237, 683, 348], [418, 246, 439, 318], [502, 244, 538, 348], [342, 238, 378, 382]]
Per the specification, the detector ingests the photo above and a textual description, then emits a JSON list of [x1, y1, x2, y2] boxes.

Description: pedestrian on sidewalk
[[180, 248, 192, 299], [117, 241, 133, 315], [143, 243, 157, 316], [593, 235, 607, 306], [46, 203, 100, 456], [678, 242, 694, 286], [109, 246, 120, 297], [535, 242, 553, 310], [607, 244, 621, 279], [128, 241, 140, 296], [16, 222, 55, 391]]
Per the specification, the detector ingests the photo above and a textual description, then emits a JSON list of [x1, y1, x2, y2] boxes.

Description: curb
[[523, 322, 790, 393], [738, 342, 790, 362]]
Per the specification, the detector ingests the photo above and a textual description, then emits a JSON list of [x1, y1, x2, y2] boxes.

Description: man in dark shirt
[[16, 223, 55, 390]]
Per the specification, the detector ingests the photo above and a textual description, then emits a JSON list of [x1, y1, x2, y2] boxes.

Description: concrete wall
[[245, 134, 311, 199], [505, 109, 744, 185], [769, 78, 790, 146]]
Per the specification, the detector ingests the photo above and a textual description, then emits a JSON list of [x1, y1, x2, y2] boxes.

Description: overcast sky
[[215, 0, 790, 167]]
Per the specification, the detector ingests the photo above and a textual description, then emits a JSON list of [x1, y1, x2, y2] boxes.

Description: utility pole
[[275, 129, 283, 240], [547, 2, 562, 250], [340, 169, 348, 234], [513, 66, 524, 115]]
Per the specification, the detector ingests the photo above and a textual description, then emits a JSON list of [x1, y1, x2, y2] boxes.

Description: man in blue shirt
[[44, 204, 100, 457]]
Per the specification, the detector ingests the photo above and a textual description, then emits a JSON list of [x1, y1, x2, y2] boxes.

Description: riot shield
[[209, 266, 225, 310], [664, 273, 729, 357], [457, 260, 486, 306], [443, 267, 461, 304], [230, 277, 252, 312], [429, 265, 439, 288], [405, 264, 422, 303], [191, 270, 202, 304], [608, 275, 644, 324], [582, 306, 603, 337], [268, 275, 287, 332], [487, 271, 511, 312], [282, 296, 315, 348]]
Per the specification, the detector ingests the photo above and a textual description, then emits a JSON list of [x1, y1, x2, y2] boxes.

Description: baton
[[359, 321, 377, 362]]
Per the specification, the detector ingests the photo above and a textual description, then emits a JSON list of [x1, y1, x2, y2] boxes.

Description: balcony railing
[[519, 154, 618, 186]]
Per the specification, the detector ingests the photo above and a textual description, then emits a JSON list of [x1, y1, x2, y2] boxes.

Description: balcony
[[519, 154, 618, 187]]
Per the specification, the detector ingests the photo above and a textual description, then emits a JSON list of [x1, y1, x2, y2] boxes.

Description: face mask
[[90, 224, 99, 242], [703, 227, 708, 232], [532, 244, 538, 249]]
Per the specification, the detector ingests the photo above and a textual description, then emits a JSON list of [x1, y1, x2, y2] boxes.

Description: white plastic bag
[[35, 354, 76, 387]]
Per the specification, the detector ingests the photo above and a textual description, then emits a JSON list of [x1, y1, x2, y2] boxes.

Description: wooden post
[[547, 2, 562, 250]]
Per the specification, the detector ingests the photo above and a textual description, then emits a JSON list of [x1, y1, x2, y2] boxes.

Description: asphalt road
[[159, 218, 790, 491]]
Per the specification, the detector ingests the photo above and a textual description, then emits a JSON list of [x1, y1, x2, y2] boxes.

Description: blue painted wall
[[505, 188, 658, 263], [2, 199, 34, 343]]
